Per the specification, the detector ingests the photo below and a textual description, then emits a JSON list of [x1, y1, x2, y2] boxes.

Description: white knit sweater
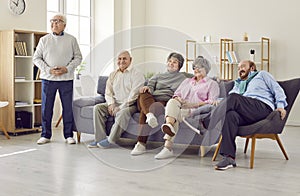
[[33, 32, 82, 81]]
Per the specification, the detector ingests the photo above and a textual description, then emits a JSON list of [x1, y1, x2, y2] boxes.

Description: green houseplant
[[75, 62, 86, 79]]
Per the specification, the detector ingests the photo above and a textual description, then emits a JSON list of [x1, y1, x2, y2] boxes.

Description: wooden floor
[[0, 125, 300, 196]]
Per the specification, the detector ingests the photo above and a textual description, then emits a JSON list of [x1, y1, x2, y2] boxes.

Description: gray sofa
[[73, 75, 234, 150]]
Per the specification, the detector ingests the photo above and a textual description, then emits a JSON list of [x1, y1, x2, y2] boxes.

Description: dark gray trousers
[[208, 93, 272, 158]]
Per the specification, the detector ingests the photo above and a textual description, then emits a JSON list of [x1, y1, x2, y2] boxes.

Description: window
[[47, 0, 92, 73]]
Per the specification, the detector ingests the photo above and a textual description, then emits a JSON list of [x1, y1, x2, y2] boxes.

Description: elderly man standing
[[33, 14, 82, 145], [88, 50, 145, 148]]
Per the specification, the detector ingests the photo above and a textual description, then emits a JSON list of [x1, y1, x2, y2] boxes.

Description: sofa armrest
[[73, 95, 105, 107]]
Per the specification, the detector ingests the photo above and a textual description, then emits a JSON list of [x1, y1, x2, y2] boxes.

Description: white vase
[[250, 54, 255, 62]]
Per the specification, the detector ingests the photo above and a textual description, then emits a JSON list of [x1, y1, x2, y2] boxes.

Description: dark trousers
[[41, 80, 74, 139], [137, 92, 166, 144], [209, 93, 272, 158]]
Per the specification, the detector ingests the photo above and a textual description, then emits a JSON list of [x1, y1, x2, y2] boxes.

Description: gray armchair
[[212, 78, 300, 168], [73, 76, 107, 142]]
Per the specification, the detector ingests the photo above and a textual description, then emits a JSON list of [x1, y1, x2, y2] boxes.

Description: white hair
[[53, 13, 67, 24]]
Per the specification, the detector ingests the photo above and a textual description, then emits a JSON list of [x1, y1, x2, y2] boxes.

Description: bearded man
[[211, 60, 287, 170]]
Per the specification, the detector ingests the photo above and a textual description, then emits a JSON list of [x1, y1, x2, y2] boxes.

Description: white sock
[[146, 112, 158, 128], [137, 141, 146, 147], [164, 140, 173, 150]]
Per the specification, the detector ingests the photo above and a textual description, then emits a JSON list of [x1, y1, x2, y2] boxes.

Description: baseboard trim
[[287, 121, 300, 127]]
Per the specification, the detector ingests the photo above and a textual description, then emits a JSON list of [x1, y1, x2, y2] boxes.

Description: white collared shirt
[[105, 65, 145, 109]]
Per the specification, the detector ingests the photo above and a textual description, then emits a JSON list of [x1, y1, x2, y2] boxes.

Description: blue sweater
[[229, 71, 287, 110]]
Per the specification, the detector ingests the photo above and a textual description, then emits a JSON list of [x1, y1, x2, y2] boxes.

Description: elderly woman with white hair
[[155, 56, 220, 159]]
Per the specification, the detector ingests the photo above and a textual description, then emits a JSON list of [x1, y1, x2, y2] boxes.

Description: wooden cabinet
[[0, 29, 47, 135]]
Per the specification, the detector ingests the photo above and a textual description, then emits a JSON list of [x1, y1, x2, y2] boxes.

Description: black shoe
[[215, 156, 237, 170]]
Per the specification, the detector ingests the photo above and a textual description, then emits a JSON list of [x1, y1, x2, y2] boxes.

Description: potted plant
[[144, 72, 155, 79], [75, 62, 86, 80]]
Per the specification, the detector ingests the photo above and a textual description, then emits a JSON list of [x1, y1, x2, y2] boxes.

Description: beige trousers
[[163, 99, 190, 142], [93, 102, 137, 143]]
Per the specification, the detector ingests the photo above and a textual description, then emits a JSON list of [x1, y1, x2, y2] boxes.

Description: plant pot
[[76, 74, 81, 80]]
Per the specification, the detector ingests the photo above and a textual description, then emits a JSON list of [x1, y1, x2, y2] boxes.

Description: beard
[[239, 69, 250, 80]]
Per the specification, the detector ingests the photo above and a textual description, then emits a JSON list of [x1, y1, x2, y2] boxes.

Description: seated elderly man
[[87, 50, 145, 148], [209, 60, 287, 170]]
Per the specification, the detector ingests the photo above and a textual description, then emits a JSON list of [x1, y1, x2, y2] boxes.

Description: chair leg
[[55, 114, 63, 128], [200, 145, 212, 157], [212, 136, 222, 161], [200, 146, 206, 157], [0, 122, 10, 139], [77, 132, 81, 143], [275, 134, 289, 160], [250, 137, 256, 169], [244, 138, 250, 153]]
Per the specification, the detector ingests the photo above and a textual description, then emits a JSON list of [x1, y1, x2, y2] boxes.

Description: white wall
[[1, 0, 299, 125], [134, 0, 299, 125], [92, 0, 114, 76], [0, 0, 46, 31], [130, 0, 146, 73]]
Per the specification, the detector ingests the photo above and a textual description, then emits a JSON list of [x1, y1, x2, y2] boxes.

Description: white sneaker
[[66, 137, 76, 144], [37, 137, 50, 145], [146, 113, 158, 128], [131, 142, 146, 156], [155, 147, 174, 159]]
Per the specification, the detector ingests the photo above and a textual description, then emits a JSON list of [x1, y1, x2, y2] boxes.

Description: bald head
[[117, 50, 132, 72], [238, 60, 257, 80]]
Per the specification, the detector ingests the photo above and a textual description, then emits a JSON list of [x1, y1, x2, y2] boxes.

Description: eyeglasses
[[192, 65, 205, 70], [50, 19, 65, 24]]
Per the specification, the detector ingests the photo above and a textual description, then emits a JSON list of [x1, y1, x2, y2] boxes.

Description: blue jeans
[[41, 80, 74, 139]]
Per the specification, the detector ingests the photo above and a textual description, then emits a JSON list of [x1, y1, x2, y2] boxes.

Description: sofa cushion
[[97, 76, 108, 95], [219, 80, 234, 98], [73, 95, 105, 107], [81, 105, 94, 119]]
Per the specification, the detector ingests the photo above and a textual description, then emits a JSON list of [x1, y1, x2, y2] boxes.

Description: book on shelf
[[14, 41, 22, 55], [226, 51, 239, 64], [226, 51, 233, 63], [33, 66, 41, 80], [33, 99, 42, 104], [14, 41, 28, 56], [15, 76, 26, 81], [232, 51, 239, 63], [15, 101, 29, 106], [22, 42, 28, 56]]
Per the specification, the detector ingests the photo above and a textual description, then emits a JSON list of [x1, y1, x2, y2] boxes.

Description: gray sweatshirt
[[147, 71, 187, 101]]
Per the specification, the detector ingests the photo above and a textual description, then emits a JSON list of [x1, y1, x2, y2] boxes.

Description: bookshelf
[[221, 37, 270, 80], [185, 40, 197, 72], [185, 37, 270, 80], [220, 38, 234, 80], [0, 29, 47, 135]]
